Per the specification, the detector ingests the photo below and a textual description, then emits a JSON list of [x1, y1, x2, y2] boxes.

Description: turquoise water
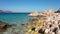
[[0, 13, 29, 25]]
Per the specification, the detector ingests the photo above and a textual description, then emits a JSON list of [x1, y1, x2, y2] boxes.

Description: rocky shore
[[0, 21, 12, 34], [24, 9, 60, 34], [0, 9, 60, 34]]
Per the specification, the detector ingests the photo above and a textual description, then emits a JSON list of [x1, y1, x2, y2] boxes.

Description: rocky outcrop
[[0, 21, 11, 32], [29, 11, 39, 17], [24, 9, 60, 34]]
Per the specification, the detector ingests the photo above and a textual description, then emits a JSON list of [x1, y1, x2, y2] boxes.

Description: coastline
[[0, 9, 60, 34]]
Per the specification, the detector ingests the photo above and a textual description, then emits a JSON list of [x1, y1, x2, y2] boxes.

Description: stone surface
[[25, 9, 60, 34], [0, 21, 11, 32]]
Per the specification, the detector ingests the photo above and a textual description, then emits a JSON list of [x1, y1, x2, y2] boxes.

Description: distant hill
[[0, 10, 31, 14], [0, 10, 5, 13], [0, 10, 12, 13]]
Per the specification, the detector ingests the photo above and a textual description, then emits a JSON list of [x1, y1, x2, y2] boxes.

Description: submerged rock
[[0, 21, 12, 32]]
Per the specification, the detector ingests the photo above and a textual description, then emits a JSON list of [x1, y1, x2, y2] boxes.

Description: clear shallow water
[[0, 13, 29, 25]]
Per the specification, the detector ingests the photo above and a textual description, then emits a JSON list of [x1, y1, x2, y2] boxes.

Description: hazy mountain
[[0, 10, 31, 14], [0, 10, 12, 13], [0, 10, 4, 13]]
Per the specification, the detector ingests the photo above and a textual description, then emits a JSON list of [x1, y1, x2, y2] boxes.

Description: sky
[[0, 0, 60, 12]]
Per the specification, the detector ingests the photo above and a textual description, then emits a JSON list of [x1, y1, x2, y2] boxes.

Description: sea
[[0, 13, 30, 25]]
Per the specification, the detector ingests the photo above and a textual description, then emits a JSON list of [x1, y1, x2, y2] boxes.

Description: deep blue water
[[0, 13, 29, 25]]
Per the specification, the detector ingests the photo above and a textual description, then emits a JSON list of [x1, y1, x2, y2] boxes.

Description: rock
[[24, 9, 60, 34], [38, 29, 44, 34], [45, 29, 50, 33], [57, 30, 60, 34], [52, 32, 55, 34], [0, 21, 6, 28], [31, 27, 35, 31], [29, 11, 39, 17], [53, 28, 58, 34], [0, 21, 12, 32], [0, 29, 5, 32]]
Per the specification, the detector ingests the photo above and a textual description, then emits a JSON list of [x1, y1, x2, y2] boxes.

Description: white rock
[[52, 32, 55, 34], [45, 29, 49, 33]]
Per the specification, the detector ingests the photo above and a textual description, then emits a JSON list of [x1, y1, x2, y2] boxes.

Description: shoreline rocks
[[24, 9, 60, 34], [29, 11, 39, 17], [0, 8, 60, 34], [0, 21, 12, 32]]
